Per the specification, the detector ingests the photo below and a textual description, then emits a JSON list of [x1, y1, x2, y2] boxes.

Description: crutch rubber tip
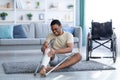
[[34, 73, 36, 76], [40, 74, 46, 77]]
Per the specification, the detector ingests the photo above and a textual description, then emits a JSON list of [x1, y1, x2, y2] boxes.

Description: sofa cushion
[[13, 25, 27, 38], [0, 39, 40, 45], [0, 25, 13, 39], [62, 27, 75, 35], [35, 23, 51, 38], [40, 38, 46, 45], [74, 37, 79, 43], [22, 23, 35, 38]]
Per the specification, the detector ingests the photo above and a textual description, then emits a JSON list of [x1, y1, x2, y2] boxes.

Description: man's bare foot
[[46, 66, 60, 72], [40, 66, 58, 76], [46, 66, 53, 71], [40, 66, 46, 76]]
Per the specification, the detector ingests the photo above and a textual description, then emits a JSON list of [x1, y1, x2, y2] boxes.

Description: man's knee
[[74, 53, 82, 61]]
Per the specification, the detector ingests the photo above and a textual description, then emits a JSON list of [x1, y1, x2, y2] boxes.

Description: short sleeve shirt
[[46, 31, 74, 50]]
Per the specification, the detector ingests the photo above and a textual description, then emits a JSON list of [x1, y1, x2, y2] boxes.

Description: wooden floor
[[0, 46, 119, 80]]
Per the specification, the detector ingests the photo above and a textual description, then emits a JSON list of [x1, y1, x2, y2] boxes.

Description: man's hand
[[48, 48, 56, 57], [41, 42, 48, 54]]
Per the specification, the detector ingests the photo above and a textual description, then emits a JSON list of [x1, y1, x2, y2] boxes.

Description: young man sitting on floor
[[40, 19, 82, 76]]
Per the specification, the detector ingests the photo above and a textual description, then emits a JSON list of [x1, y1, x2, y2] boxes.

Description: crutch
[[34, 39, 55, 76], [34, 40, 80, 76], [34, 58, 42, 76], [45, 47, 81, 77]]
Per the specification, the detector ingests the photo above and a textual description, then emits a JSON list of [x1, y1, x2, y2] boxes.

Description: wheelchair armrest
[[87, 32, 91, 40], [113, 27, 115, 29], [89, 27, 92, 29]]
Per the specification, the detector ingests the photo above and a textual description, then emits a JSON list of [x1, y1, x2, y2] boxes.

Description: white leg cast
[[41, 48, 51, 68]]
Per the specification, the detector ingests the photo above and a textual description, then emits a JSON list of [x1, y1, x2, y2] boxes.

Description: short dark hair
[[50, 19, 61, 26]]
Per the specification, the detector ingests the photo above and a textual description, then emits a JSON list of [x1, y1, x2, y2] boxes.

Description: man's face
[[51, 24, 62, 36]]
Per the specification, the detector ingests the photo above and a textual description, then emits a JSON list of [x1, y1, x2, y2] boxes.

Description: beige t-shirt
[[46, 31, 74, 50]]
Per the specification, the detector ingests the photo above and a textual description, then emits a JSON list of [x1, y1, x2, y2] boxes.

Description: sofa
[[0, 23, 82, 53]]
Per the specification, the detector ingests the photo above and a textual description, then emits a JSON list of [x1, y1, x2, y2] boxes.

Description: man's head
[[50, 19, 63, 36]]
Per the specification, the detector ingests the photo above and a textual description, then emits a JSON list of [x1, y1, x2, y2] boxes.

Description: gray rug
[[2, 60, 115, 74]]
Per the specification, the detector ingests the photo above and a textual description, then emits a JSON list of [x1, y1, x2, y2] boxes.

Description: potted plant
[[0, 12, 8, 20], [26, 13, 33, 20], [67, 4, 74, 9], [36, 1, 40, 8]]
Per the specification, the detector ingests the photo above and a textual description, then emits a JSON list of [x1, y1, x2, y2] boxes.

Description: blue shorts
[[49, 55, 59, 66], [49, 52, 77, 66]]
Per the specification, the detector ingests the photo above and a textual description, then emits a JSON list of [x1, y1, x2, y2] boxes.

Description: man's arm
[[55, 43, 74, 54], [48, 42, 74, 57]]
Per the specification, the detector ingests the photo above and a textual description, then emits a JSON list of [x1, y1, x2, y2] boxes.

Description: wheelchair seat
[[92, 21, 113, 40], [86, 20, 117, 63]]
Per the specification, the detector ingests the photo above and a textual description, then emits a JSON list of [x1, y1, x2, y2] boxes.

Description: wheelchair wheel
[[112, 33, 117, 63], [86, 34, 92, 61], [113, 34, 117, 63]]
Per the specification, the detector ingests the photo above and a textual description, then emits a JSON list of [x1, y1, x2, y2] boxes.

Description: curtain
[[76, 0, 85, 46]]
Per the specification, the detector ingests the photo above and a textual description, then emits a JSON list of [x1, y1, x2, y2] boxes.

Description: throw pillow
[[62, 27, 75, 34], [13, 25, 27, 38], [0, 25, 13, 39]]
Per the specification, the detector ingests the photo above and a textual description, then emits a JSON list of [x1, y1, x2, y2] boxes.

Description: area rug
[[2, 60, 115, 74]]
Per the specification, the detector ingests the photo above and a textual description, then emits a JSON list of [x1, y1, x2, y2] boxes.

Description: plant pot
[[1, 16, 6, 20], [28, 17, 32, 20]]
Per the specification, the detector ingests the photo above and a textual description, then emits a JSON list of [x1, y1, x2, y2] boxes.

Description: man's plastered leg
[[41, 48, 51, 68]]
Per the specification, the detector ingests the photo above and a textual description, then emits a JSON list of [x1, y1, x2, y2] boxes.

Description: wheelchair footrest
[[103, 57, 113, 58], [90, 56, 113, 59], [90, 57, 101, 58]]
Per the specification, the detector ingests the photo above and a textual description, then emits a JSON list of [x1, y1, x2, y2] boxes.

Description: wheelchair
[[86, 20, 117, 63]]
